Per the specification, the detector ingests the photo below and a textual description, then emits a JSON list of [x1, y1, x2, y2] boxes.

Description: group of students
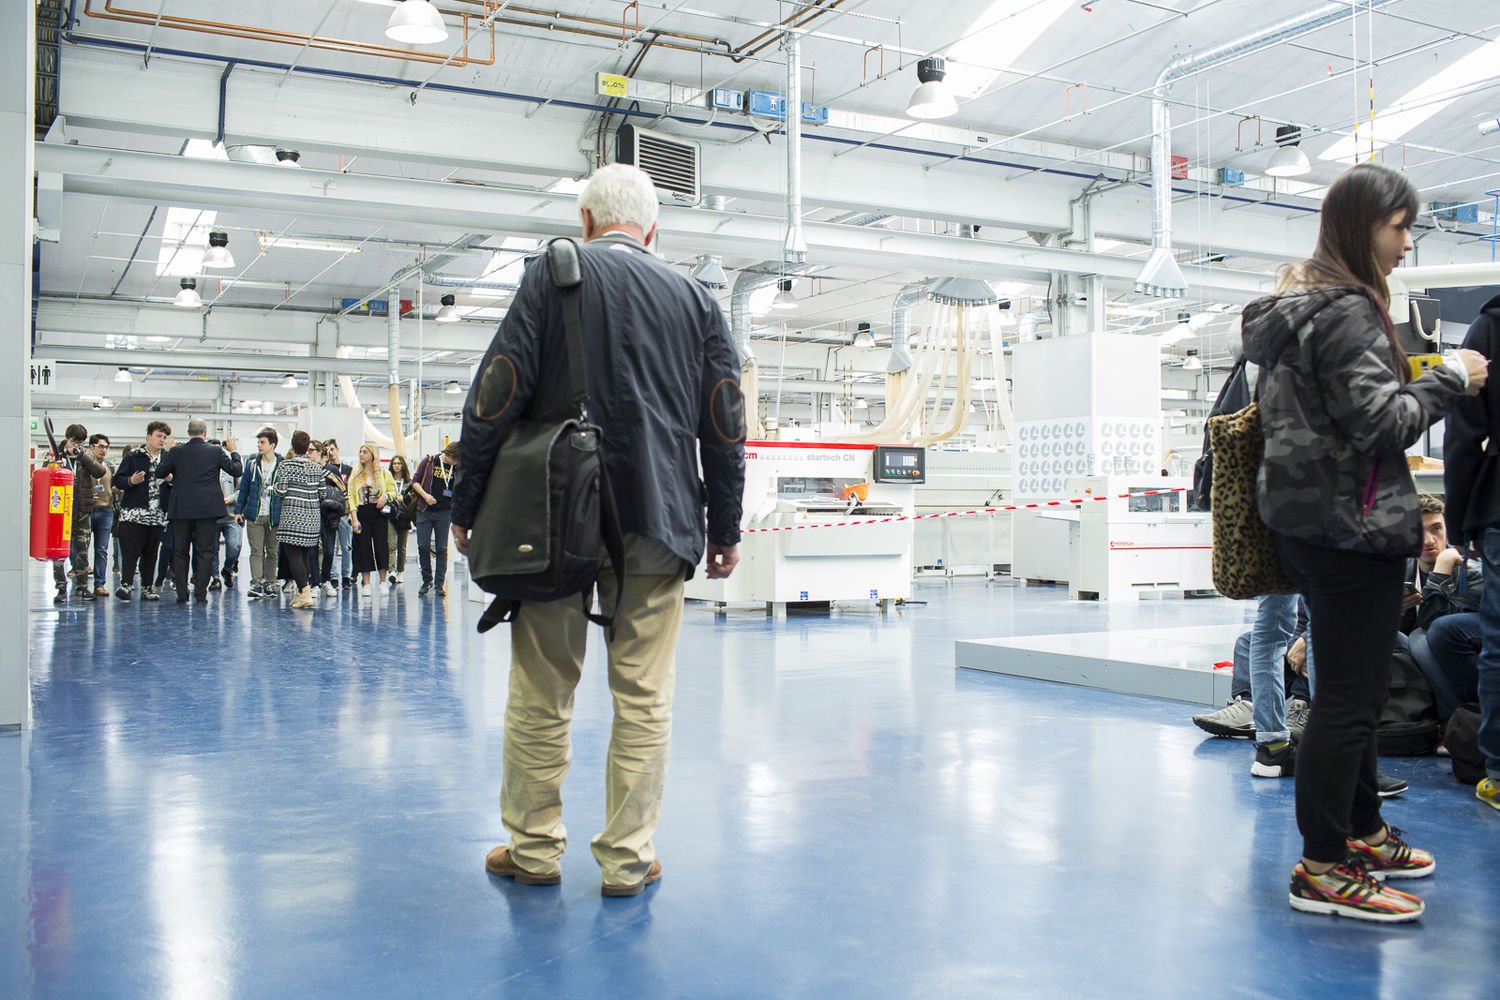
[[1187, 161, 1500, 925], [50, 418, 463, 609]]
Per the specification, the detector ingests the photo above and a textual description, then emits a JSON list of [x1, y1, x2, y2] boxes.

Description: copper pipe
[[734, 0, 848, 61], [87, 0, 497, 67], [451, 1, 732, 49]]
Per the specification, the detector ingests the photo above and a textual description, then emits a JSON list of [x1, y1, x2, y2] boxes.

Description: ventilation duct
[[616, 124, 701, 206], [783, 33, 807, 267], [1139, 0, 1397, 297], [888, 282, 928, 376]]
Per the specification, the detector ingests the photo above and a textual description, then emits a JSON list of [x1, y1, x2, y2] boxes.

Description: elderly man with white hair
[[453, 162, 745, 897], [156, 417, 243, 604]]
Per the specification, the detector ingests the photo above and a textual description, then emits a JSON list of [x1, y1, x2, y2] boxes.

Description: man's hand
[[1287, 636, 1308, 677], [1433, 547, 1464, 576], [452, 524, 470, 556], [705, 542, 739, 579], [234, 514, 245, 526], [1402, 589, 1424, 612], [224, 435, 238, 453], [129, 470, 146, 485]]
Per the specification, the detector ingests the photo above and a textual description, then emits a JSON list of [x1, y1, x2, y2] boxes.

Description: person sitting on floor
[[1399, 494, 1484, 724]]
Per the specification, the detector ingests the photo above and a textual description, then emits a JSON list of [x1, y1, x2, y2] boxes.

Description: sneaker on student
[[282, 579, 296, 593], [1476, 778, 1500, 811], [142, 586, 159, 602], [115, 585, 132, 601], [247, 585, 265, 600], [1251, 739, 1296, 778], [1286, 698, 1311, 741], [1192, 697, 1255, 738], [1346, 825, 1435, 880], [321, 581, 338, 598], [1376, 772, 1409, 799], [1289, 858, 1424, 923]]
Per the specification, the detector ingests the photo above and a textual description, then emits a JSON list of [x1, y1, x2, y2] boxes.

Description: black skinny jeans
[[281, 543, 313, 590], [1274, 533, 1405, 863], [116, 520, 163, 588]]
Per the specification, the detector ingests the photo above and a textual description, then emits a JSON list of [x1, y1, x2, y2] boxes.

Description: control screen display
[[874, 446, 925, 483]]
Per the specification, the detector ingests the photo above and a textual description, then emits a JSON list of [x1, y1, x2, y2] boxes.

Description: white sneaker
[[359, 582, 370, 598], [1191, 697, 1255, 739], [321, 581, 337, 597]]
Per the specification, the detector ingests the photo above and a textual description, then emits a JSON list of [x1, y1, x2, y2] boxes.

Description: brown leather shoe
[[485, 845, 561, 886], [601, 859, 662, 897]]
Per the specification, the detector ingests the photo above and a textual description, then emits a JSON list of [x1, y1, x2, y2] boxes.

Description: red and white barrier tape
[[740, 487, 1189, 534]]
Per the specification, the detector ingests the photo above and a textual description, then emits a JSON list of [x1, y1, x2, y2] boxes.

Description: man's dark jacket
[[453, 233, 745, 575], [1444, 293, 1500, 543], [156, 438, 243, 521]]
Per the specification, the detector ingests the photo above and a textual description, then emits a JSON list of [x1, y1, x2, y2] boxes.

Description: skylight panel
[[943, 0, 1074, 100], [154, 207, 215, 277], [1320, 36, 1500, 162]]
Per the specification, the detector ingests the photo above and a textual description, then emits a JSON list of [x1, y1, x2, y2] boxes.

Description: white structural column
[[1, 1, 34, 728]]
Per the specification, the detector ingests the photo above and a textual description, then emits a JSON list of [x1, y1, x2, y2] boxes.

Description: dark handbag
[[386, 486, 416, 531], [318, 475, 348, 519], [1191, 356, 1249, 511], [466, 237, 625, 635], [1207, 401, 1296, 599]]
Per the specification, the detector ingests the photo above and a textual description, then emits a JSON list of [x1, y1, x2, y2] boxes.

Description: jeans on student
[[210, 521, 243, 578], [1416, 612, 1482, 722], [90, 508, 114, 590], [1248, 593, 1316, 744], [337, 518, 354, 578], [415, 508, 452, 586], [1476, 528, 1500, 781]]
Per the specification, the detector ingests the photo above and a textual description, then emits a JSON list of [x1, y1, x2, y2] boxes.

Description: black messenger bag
[[466, 237, 625, 635]]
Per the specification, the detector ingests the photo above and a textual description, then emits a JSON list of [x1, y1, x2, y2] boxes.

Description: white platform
[[955, 624, 1245, 706]]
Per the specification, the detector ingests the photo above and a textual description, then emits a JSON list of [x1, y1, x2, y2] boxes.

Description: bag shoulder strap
[[546, 237, 589, 415]]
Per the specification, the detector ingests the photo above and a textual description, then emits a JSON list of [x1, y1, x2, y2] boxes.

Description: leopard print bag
[[1207, 402, 1296, 599]]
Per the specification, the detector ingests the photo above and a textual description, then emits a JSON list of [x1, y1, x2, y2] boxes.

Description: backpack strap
[[477, 597, 520, 634], [546, 238, 589, 417]]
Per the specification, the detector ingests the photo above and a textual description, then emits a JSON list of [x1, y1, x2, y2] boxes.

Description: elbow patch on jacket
[[475, 355, 518, 422], [708, 378, 746, 444]]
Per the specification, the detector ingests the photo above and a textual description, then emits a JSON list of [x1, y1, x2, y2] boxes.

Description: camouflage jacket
[[1241, 285, 1464, 557]]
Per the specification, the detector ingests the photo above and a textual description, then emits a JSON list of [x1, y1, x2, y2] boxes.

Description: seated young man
[[1400, 494, 1484, 723]]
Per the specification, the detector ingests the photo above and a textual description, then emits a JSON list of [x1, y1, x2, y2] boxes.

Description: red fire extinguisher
[[31, 416, 73, 562], [31, 466, 74, 561]]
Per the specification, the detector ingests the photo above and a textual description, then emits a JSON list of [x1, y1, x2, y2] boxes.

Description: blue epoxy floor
[[5, 573, 1499, 999]]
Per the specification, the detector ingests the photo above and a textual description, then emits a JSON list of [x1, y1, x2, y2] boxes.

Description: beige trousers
[[501, 555, 685, 885]]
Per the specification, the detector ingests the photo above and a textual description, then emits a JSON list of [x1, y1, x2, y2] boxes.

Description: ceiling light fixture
[[274, 149, 301, 168], [1265, 125, 1311, 178], [771, 278, 799, 313], [146, 335, 171, 344], [434, 293, 461, 323], [281, 374, 298, 389], [173, 277, 202, 308], [445, 380, 462, 395], [385, 0, 448, 44], [1160, 312, 1195, 346], [853, 397, 869, 411], [689, 254, 729, 290], [1182, 350, 1203, 371], [907, 57, 958, 120], [853, 322, 876, 348], [115, 367, 132, 383], [202, 231, 235, 269]]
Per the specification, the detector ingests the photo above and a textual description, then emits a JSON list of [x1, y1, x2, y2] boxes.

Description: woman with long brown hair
[[1242, 162, 1487, 922], [386, 453, 414, 588]]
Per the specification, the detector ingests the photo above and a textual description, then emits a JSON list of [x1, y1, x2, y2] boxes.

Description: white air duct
[[1139, 0, 1397, 298], [730, 267, 783, 440]]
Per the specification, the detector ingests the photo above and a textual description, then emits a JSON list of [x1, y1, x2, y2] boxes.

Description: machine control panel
[[874, 446, 926, 483]]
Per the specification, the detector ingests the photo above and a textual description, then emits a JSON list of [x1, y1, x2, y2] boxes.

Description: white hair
[[187, 418, 208, 437], [579, 163, 659, 233]]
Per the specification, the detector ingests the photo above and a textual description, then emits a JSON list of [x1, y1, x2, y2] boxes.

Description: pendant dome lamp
[[906, 57, 957, 121], [434, 293, 461, 323], [173, 278, 202, 308], [770, 278, 799, 312], [1265, 124, 1311, 178], [203, 231, 235, 269], [386, 0, 449, 45]]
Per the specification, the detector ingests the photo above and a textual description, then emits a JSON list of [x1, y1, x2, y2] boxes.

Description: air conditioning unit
[[615, 124, 701, 207]]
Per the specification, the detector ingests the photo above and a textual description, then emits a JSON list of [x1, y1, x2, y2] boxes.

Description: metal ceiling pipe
[[783, 32, 807, 267], [888, 282, 928, 375], [1138, 0, 1398, 297], [729, 267, 782, 365]]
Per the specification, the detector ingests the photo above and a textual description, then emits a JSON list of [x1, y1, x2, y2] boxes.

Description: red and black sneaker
[[1289, 858, 1424, 923], [1346, 825, 1435, 880]]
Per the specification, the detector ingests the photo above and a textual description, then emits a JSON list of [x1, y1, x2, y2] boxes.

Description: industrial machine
[[684, 440, 917, 615], [1060, 475, 1213, 601]]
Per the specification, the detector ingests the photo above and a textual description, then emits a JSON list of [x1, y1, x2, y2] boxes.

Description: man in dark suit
[[157, 418, 243, 603]]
